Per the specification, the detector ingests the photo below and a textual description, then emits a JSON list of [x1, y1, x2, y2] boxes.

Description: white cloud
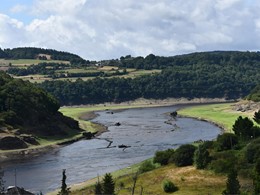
[[1, 0, 260, 60]]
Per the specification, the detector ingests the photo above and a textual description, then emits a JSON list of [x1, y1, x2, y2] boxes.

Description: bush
[[194, 142, 212, 169], [162, 180, 178, 193], [173, 144, 196, 167], [153, 149, 175, 166], [245, 138, 260, 163], [215, 133, 238, 151], [139, 160, 156, 173], [209, 151, 237, 173]]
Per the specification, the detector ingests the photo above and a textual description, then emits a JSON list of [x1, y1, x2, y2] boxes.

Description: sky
[[0, 0, 260, 60]]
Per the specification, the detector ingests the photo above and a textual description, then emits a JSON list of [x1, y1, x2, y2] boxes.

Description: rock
[[115, 122, 121, 126], [0, 136, 28, 150], [82, 132, 94, 139], [20, 135, 39, 145]]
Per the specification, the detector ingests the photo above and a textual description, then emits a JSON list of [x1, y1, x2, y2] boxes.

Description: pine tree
[[194, 143, 211, 169], [0, 167, 4, 195], [95, 176, 103, 195], [253, 158, 260, 195], [253, 110, 260, 124], [102, 173, 115, 195], [58, 169, 70, 195], [222, 169, 240, 195]]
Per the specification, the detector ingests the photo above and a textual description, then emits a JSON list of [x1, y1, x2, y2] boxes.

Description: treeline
[[39, 60, 259, 105], [108, 51, 260, 70], [0, 47, 89, 65], [7, 62, 69, 76], [0, 71, 79, 136]]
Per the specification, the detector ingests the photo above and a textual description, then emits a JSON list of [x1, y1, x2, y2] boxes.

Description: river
[[1, 105, 221, 194]]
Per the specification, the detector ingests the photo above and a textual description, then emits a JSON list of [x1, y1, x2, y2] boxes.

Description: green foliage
[[94, 180, 103, 195], [254, 110, 260, 124], [194, 142, 212, 169], [209, 151, 237, 174], [222, 169, 240, 195], [3, 47, 88, 65], [254, 158, 260, 194], [173, 144, 196, 167], [102, 173, 115, 195], [245, 138, 260, 163], [233, 116, 254, 138], [153, 149, 175, 166], [0, 71, 79, 136], [58, 169, 70, 195], [215, 133, 238, 151], [40, 51, 260, 105], [162, 180, 178, 193], [138, 160, 156, 173], [248, 85, 260, 102]]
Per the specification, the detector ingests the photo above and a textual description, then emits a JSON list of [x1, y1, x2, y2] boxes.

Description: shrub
[[162, 180, 178, 193], [173, 144, 196, 167], [153, 149, 175, 166], [194, 142, 212, 169], [209, 151, 237, 174], [139, 160, 156, 173], [245, 138, 260, 163], [215, 133, 238, 151]]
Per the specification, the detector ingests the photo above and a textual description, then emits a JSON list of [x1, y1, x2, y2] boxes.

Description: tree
[[173, 144, 196, 167], [0, 167, 4, 195], [232, 116, 254, 138], [215, 133, 238, 151], [58, 169, 70, 195], [254, 158, 260, 195], [94, 177, 103, 195], [194, 142, 211, 169], [102, 173, 115, 195], [222, 169, 240, 195], [153, 149, 175, 166], [254, 110, 260, 124]]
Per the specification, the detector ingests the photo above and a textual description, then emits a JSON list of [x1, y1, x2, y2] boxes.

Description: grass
[[178, 103, 251, 132], [68, 165, 228, 195]]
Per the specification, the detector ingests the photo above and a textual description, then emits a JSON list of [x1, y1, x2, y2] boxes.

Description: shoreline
[[0, 98, 233, 162]]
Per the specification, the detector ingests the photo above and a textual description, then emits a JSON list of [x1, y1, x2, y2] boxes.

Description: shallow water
[[2, 105, 221, 194]]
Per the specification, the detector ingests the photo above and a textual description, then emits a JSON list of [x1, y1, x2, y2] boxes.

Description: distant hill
[[0, 71, 81, 150], [0, 47, 89, 65], [40, 51, 260, 105]]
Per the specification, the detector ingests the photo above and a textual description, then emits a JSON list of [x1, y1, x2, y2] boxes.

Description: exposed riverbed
[[2, 105, 221, 194]]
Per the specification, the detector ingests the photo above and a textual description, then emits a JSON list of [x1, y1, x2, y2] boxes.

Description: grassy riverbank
[[178, 102, 251, 132]]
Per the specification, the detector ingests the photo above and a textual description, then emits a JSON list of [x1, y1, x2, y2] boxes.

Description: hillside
[[39, 51, 260, 105], [0, 71, 81, 150]]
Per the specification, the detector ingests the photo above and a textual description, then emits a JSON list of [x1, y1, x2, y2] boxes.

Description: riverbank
[[0, 98, 230, 162]]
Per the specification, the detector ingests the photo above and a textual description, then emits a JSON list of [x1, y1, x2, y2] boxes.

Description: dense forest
[[0, 47, 89, 65], [0, 71, 80, 138], [39, 51, 260, 105]]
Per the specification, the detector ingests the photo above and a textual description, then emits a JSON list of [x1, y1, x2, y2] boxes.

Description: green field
[[178, 103, 252, 132]]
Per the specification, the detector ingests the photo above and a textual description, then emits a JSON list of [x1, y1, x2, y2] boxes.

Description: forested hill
[[40, 51, 260, 105], [0, 47, 88, 65], [0, 71, 80, 140]]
